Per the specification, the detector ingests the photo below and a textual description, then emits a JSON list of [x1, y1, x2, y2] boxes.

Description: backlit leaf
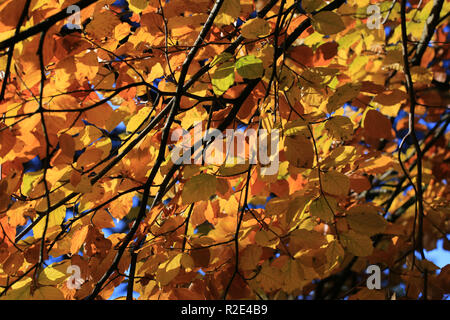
[[181, 174, 217, 205], [311, 11, 345, 35], [346, 205, 387, 236], [322, 171, 349, 197], [340, 231, 374, 257], [235, 55, 264, 79], [212, 61, 235, 95], [241, 18, 271, 39]]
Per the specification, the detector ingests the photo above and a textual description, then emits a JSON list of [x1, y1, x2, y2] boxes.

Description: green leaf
[[210, 52, 234, 67], [235, 55, 264, 79], [212, 61, 235, 95]]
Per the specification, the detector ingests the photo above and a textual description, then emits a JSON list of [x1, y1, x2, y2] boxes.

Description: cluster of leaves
[[0, 0, 449, 300]]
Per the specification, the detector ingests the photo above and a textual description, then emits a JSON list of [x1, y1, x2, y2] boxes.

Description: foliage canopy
[[0, 0, 449, 300]]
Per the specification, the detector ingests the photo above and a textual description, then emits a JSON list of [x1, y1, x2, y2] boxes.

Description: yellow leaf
[[291, 229, 327, 249], [282, 259, 304, 293], [239, 245, 263, 270], [21, 170, 43, 197], [309, 195, 337, 222], [326, 83, 361, 114], [32, 206, 66, 239], [326, 239, 344, 271], [180, 253, 195, 272], [340, 231, 373, 257], [70, 174, 93, 194], [85, 10, 121, 40], [114, 22, 131, 40], [38, 260, 71, 286], [218, 159, 250, 176], [0, 278, 32, 300], [156, 254, 182, 286], [241, 18, 271, 39], [146, 63, 165, 83], [325, 116, 354, 141], [78, 126, 103, 148], [284, 118, 310, 137], [70, 225, 89, 255], [321, 171, 349, 197], [129, 0, 148, 14], [32, 286, 65, 300], [126, 106, 151, 132], [286, 196, 311, 226], [255, 229, 279, 249], [323, 145, 356, 168], [302, 0, 325, 12], [75, 51, 99, 82], [215, 0, 240, 26], [311, 11, 345, 35], [346, 205, 387, 236], [181, 173, 217, 204], [210, 52, 234, 67]]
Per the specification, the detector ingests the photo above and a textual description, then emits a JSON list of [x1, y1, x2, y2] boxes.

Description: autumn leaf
[[241, 18, 271, 39], [215, 0, 240, 26], [235, 55, 264, 79], [362, 109, 394, 140], [325, 116, 354, 141], [0, 0, 446, 301], [340, 231, 374, 257], [212, 61, 235, 95], [181, 173, 217, 204], [321, 171, 350, 197], [326, 83, 361, 114], [346, 205, 387, 236], [309, 195, 337, 223], [311, 11, 345, 35], [302, 0, 326, 13], [285, 134, 314, 168]]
